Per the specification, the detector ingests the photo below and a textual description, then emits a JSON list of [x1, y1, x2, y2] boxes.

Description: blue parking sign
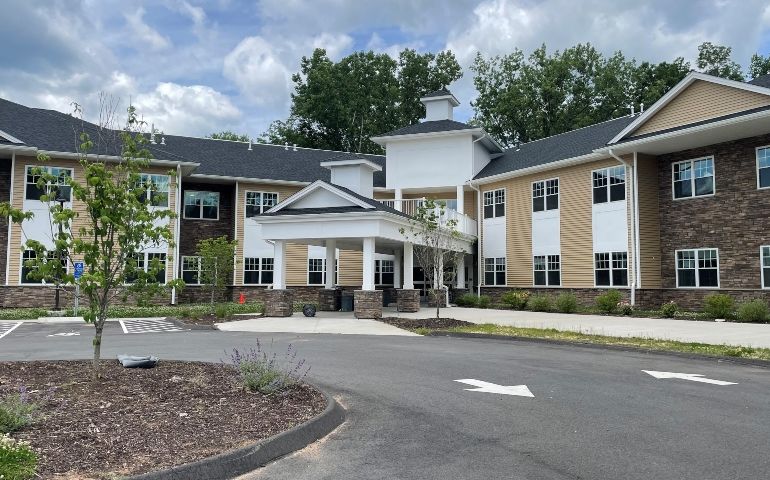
[[74, 262, 84, 280]]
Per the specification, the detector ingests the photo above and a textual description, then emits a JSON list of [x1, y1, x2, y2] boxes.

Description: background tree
[[261, 48, 462, 154], [696, 42, 745, 81], [196, 236, 237, 304], [748, 53, 770, 80], [209, 131, 250, 142], [400, 199, 466, 318]]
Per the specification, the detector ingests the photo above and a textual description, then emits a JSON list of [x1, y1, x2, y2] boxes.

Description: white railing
[[380, 198, 478, 237]]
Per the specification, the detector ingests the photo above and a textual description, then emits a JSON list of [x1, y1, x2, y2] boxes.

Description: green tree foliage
[[748, 53, 770, 80], [696, 42, 745, 81], [196, 236, 237, 304], [261, 48, 462, 154], [209, 131, 250, 142]]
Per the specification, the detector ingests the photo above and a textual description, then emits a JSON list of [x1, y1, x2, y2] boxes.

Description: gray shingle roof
[[0, 97, 386, 187], [474, 116, 636, 179], [748, 74, 770, 88], [421, 89, 453, 98], [376, 119, 477, 138]]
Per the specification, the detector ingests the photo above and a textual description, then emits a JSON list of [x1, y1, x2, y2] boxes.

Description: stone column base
[[427, 288, 447, 308], [396, 289, 420, 313], [264, 289, 294, 317], [318, 288, 341, 311], [354, 290, 383, 319]]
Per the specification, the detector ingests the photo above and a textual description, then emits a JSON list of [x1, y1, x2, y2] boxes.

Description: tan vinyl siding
[[632, 80, 770, 137], [233, 181, 301, 284], [286, 243, 309, 286], [338, 250, 363, 286], [636, 154, 662, 288]]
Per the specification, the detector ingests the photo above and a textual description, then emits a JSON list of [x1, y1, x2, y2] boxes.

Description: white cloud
[[311, 32, 354, 60], [125, 7, 172, 51], [222, 36, 292, 107]]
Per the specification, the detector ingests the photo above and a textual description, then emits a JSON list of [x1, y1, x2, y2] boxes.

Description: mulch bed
[[0, 360, 325, 479], [378, 317, 474, 331], [169, 313, 262, 326]]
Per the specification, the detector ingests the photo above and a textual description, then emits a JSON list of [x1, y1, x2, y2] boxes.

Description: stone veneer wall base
[[354, 290, 383, 319], [396, 289, 420, 313], [264, 289, 294, 317]]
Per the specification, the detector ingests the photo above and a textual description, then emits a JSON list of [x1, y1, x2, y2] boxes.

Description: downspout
[[171, 164, 182, 304], [5, 153, 15, 286], [633, 152, 641, 289], [609, 149, 637, 306], [234, 180, 239, 289]]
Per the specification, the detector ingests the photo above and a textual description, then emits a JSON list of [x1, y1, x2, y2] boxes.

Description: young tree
[[400, 199, 467, 318], [2, 102, 179, 380], [197, 236, 237, 304]]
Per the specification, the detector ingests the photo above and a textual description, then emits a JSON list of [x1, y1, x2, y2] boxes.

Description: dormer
[[421, 89, 460, 121]]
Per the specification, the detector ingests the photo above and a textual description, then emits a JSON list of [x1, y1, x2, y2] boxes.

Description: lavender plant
[[224, 340, 310, 395], [0, 386, 39, 434]]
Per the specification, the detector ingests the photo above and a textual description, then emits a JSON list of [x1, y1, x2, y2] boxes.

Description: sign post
[[73, 262, 84, 316]]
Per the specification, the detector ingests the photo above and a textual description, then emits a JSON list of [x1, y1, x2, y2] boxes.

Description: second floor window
[[593, 166, 625, 204], [25, 166, 72, 202], [673, 157, 714, 199], [533, 179, 559, 212], [137, 174, 170, 207], [758, 147, 770, 189], [184, 191, 219, 220], [483, 189, 505, 218], [245, 191, 278, 217]]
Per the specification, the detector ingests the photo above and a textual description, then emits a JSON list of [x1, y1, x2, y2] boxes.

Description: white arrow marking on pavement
[[454, 379, 534, 397], [642, 370, 737, 386], [47, 332, 81, 337]]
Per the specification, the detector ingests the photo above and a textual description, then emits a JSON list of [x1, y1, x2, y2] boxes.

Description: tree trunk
[[92, 322, 103, 382]]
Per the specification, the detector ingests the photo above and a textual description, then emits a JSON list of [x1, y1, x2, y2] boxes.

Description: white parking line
[[0, 321, 22, 339], [118, 318, 186, 334]]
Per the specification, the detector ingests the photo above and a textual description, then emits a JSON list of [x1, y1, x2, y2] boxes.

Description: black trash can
[[341, 292, 354, 312]]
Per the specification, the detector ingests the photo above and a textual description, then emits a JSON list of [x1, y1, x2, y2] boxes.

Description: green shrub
[[736, 300, 770, 323], [660, 301, 679, 318], [456, 293, 479, 308], [477, 295, 492, 309], [617, 300, 633, 315], [226, 341, 310, 395], [0, 389, 37, 434], [214, 304, 229, 319], [528, 295, 553, 312], [0, 308, 48, 321], [596, 289, 622, 314], [703, 293, 735, 319], [0, 434, 37, 480], [500, 290, 530, 310], [555, 292, 578, 313]]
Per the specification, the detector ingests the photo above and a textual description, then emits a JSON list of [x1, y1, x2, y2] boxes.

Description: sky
[[2, 0, 770, 140]]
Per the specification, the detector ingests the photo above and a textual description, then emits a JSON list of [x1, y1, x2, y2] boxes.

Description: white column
[[325, 239, 336, 289], [362, 237, 375, 291], [273, 240, 287, 290], [403, 242, 414, 290], [394, 188, 403, 212], [393, 250, 402, 289], [456, 185, 464, 214], [456, 254, 465, 289]]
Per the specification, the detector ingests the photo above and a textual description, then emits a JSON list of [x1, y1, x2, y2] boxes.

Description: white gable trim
[[266, 180, 375, 213], [0, 129, 23, 144], [608, 72, 770, 144]]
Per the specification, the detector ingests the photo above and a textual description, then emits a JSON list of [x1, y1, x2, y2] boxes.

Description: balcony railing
[[380, 198, 477, 236]]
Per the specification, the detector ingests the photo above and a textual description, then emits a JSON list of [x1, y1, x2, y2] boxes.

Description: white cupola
[[319, 159, 382, 199], [420, 89, 460, 121]]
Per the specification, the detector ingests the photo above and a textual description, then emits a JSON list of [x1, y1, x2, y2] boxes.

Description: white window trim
[[307, 258, 326, 285], [24, 164, 74, 203], [533, 254, 561, 287], [483, 188, 506, 219], [675, 248, 720, 289], [761, 245, 770, 290], [125, 252, 168, 285], [183, 190, 220, 220], [593, 251, 629, 288], [181, 255, 202, 285], [671, 156, 716, 201], [532, 177, 560, 212], [756, 145, 770, 190], [243, 257, 274, 285], [245, 190, 280, 218], [484, 257, 506, 286], [591, 166, 626, 204], [19, 250, 69, 285], [375, 259, 395, 286], [139, 173, 171, 208]]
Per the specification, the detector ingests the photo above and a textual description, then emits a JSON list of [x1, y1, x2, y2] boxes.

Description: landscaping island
[[0, 360, 326, 479]]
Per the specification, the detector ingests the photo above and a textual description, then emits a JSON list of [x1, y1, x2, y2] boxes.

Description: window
[[676, 248, 719, 288], [25, 166, 73, 201], [673, 157, 714, 199], [184, 191, 219, 219], [593, 166, 625, 204], [21, 250, 41, 284], [762, 246, 770, 289], [127, 252, 167, 283], [483, 189, 505, 218], [534, 255, 561, 286], [758, 147, 770, 189], [308, 258, 325, 285], [181, 256, 201, 284], [138, 174, 170, 207], [594, 252, 628, 286], [484, 257, 506, 286], [244, 257, 274, 285], [375, 260, 394, 285], [533, 179, 559, 212], [245, 191, 278, 217]]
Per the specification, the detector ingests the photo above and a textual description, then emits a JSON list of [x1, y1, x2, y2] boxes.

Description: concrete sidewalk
[[216, 311, 419, 336], [392, 307, 770, 348]]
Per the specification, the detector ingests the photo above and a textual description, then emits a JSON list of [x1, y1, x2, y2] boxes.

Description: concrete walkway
[[392, 307, 770, 348], [216, 311, 419, 336]]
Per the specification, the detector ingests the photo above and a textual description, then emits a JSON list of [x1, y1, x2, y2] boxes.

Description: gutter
[[467, 180, 483, 297], [608, 149, 637, 306], [5, 152, 15, 286], [171, 164, 182, 305]]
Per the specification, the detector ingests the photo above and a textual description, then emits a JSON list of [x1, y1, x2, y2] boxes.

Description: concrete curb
[[428, 331, 770, 368], [126, 387, 345, 480]]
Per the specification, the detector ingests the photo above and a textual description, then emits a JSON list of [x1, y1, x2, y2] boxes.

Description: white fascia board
[[189, 173, 309, 187], [419, 94, 460, 106], [0, 129, 24, 144], [319, 158, 383, 172], [265, 181, 375, 213], [609, 71, 770, 144], [370, 128, 482, 145], [472, 152, 606, 185]]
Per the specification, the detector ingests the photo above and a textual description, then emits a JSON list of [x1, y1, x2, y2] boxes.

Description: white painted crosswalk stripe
[[118, 318, 186, 334], [0, 321, 22, 339]]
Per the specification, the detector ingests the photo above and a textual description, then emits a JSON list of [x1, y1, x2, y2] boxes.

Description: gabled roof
[[748, 74, 770, 88], [373, 119, 477, 138], [474, 116, 636, 180]]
